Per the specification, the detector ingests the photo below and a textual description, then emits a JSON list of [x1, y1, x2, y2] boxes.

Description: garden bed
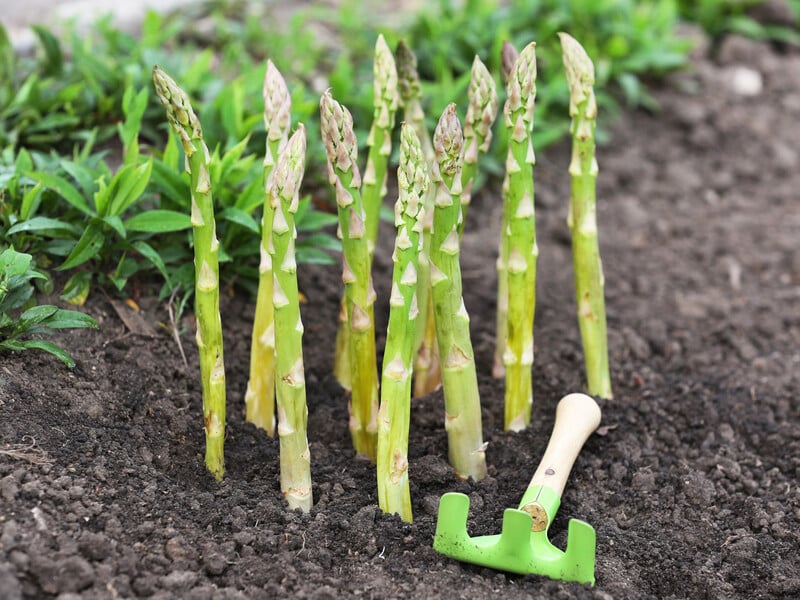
[[1, 34, 799, 599]]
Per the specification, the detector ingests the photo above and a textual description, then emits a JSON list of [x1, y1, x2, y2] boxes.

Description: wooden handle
[[528, 393, 601, 496]]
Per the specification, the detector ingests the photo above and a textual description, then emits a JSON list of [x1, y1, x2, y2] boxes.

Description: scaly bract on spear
[[396, 39, 441, 398], [245, 60, 291, 435], [458, 55, 499, 237], [430, 104, 487, 481], [559, 33, 613, 399], [153, 67, 226, 480], [321, 91, 380, 460], [376, 124, 428, 522], [502, 42, 538, 432], [270, 125, 313, 511]]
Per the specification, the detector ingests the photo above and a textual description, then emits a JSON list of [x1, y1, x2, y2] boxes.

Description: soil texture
[[1, 34, 799, 599]]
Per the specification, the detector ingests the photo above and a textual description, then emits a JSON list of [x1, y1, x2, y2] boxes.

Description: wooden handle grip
[[528, 393, 601, 496]]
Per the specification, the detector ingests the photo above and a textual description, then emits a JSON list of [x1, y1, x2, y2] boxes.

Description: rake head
[[433, 492, 596, 585]]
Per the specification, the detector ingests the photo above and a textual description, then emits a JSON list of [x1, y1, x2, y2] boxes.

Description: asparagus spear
[[502, 42, 538, 432], [153, 67, 226, 480], [320, 91, 380, 460], [430, 104, 487, 481], [492, 40, 519, 380], [363, 33, 400, 251], [245, 60, 291, 435], [559, 33, 613, 399], [270, 125, 313, 511], [458, 55, 498, 237], [396, 39, 441, 398], [376, 124, 428, 522], [333, 34, 400, 391]]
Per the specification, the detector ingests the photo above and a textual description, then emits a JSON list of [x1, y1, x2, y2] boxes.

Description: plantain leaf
[[6, 217, 81, 238], [125, 210, 191, 233], [26, 171, 92, 215], [58, 223, 105, 270]]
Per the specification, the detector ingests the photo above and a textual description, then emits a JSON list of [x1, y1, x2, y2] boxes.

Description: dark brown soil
[[1, 35, 799, 599]]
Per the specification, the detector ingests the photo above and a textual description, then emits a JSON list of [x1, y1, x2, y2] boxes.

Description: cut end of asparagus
[[152, 66, 202, 155], [433, 104, 464, 180], [320, 91, 360, 183], [500, 40, 520, 85], [559, 32, 596, 117], [464, 55, 499, 157], [263, 60, 292, 144]]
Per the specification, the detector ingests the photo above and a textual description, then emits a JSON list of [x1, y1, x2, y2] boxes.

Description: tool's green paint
[[433, 486, 596, 585]]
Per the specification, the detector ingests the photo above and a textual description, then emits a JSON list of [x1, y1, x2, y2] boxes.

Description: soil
[[1, 33, 799, 600]]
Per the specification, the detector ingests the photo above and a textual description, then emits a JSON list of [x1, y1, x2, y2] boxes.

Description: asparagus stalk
[[333, 34, 400, 391], [458, 55, 498, 237], [502, 42, 538, 432], [320, 91, 380, 460], [493, 40, 519, 380], [364, 33, 400, 251], [270, 125, 313, 511], [396, 39, 441, 398], [153, 67, 226, 480], [376, 124, 428, 522], [559, 33, 613, 399], [430, 104, 487, 481], [245, 60, 291, 435]]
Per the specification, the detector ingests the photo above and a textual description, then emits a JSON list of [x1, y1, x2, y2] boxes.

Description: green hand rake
[[433, 393, 602, 585]]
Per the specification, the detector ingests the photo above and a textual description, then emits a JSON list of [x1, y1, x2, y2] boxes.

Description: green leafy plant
[[679, 0, 800, 45], [0, 247, 97, 367]]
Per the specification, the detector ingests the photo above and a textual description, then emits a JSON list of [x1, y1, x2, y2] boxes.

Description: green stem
[[560, 33, 612, 400], [502, 42, 538, 432], [459, 55, 498, 237], [321, 92, 379, 460], [363, 34, 399, 251], [271, 126, 313, 511], [377, 124, 427, 522], [430, 104, 486, 481], [246, 60, 292, 434], [396, 39, 442, 397], [493, 41, 519, 380], [153, 67, 226, 480]]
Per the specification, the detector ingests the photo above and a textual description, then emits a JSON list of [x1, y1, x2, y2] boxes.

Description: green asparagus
[[245, 60, 291, 435], [153, 67, 226, 480], [559, 33, 613, 399], [364, 33, 400, 251], [333, 34, 399, 392], [459, 55, 498, 236], [430, 104, 487, 481], [492, 40, 519, 380], [502, 42, 538, 432], [376, 124, 428, 522], [270, 125, 313, 511], [396, 39, 440, 398], [320, 91, 380, 460]]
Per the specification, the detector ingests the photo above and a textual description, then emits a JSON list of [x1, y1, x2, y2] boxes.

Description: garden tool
[[433, 392, 602, 585]]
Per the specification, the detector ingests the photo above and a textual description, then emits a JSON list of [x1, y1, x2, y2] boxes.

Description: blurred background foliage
[[0, 0, 797, 310]]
